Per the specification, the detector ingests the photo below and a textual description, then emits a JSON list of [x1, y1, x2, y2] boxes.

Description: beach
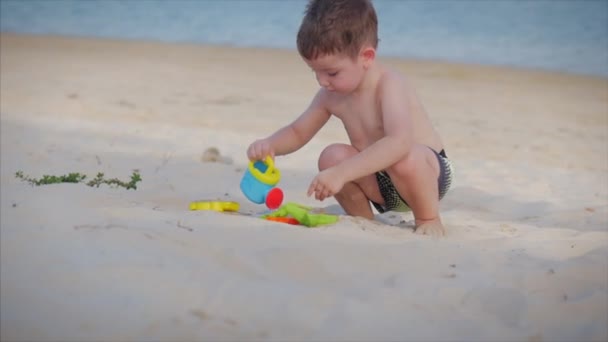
[[1, 33, 607, 341]]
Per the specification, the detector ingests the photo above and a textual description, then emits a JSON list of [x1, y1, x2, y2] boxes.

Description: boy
[[246, 0, 453, 237]]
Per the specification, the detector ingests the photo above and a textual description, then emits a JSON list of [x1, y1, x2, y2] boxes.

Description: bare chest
[[330, 96, 384, 149]]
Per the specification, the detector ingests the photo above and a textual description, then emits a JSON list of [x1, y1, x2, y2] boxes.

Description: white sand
[[1, 33, 607, 342]]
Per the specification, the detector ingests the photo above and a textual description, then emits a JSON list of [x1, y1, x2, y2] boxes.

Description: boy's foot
[[414, 219, 446, 237]]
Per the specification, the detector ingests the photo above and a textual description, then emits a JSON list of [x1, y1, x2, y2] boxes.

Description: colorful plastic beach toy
[[262, 202, 339, 228], [189, 201, 240, 212], [240, 156, 284, 209], [264, 216, 301, 225]]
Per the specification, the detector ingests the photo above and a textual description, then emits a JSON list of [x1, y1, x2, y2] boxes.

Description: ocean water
[[1, 0, 607, 77]]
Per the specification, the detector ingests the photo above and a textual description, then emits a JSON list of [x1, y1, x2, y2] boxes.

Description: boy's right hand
[[247, 138, 274, 161]]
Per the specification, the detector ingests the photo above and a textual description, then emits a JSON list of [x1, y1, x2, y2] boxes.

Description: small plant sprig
[[15, 171, 86, 185], [86, 171, 142, 190], [15, 170, 142, 190]]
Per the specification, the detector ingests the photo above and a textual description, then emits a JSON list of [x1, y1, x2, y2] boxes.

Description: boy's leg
[[318, 143, 384, 220], [385, 144, 445, 236]]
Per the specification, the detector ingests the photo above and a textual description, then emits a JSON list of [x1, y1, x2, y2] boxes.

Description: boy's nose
[[315, 73, 330, 88]]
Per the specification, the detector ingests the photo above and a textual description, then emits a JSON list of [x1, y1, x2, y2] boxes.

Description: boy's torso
[[323, 67, 444, 153]]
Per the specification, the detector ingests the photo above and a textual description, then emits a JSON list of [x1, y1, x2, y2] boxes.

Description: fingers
[[246, 143, 258, 160], [308, 179, 323, 200], [307, 180, 316, 197], [316, 189, 325, 201], [307, 180, 333, 201], [246, 146, 255, 160], [308, 180, 328, 199], [319, 188, 332, 201], [247, 140, 274, 161]]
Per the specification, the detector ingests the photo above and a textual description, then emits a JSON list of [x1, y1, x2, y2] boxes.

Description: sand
[[1, 33, 607, 342]]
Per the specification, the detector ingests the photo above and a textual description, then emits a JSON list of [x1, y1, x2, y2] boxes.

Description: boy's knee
[[335, 183, 368, 202], [388, 146, 434, 179], [388, 153, 417, 179], [318, 143, 355, 170]]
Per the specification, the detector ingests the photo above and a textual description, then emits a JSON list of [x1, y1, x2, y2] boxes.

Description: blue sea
[[1, 0, 607, 77]]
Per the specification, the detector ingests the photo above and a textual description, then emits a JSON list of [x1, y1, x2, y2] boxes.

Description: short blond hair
[[297, 0, 379, 60]]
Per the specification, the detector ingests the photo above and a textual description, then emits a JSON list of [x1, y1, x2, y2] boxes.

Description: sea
[[1, 0, 607, 77]]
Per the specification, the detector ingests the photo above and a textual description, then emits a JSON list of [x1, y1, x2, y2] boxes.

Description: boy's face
[[304, 49, 372, 94]]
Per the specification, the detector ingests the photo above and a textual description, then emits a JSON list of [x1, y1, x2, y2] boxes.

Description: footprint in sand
[[201, 147, 233, 165]]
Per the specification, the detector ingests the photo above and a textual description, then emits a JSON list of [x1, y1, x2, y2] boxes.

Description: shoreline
[[3, 31, 607, 81]]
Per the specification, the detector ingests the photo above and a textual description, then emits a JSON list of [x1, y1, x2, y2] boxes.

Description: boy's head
[[297, 0, 378, 60]]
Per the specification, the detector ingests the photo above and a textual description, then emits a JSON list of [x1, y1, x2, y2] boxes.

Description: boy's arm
[[334, 75, 414, 182], [266, 90, 332, 156]]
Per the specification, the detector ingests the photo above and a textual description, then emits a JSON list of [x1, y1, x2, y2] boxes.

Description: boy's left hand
[[307, 167, 345, 201]]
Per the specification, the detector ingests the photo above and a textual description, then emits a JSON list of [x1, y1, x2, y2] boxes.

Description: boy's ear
[[361, 47, 376, 68]]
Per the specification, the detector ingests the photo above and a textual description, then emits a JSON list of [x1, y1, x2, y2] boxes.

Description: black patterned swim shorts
[[371, 148, 454, 213]]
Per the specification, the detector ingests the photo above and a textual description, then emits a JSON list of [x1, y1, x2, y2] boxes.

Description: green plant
[[15, 170, 142, 190], [86, 171, 142, 190]]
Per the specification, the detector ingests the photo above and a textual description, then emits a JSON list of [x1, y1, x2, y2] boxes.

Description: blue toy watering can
[[240, 156, 284, 209]]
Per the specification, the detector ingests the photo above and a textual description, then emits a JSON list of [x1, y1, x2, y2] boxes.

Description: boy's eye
[[328, 71, 338, 77]]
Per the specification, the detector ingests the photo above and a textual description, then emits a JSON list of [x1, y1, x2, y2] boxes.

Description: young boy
[[246, 0, 453, 236]]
